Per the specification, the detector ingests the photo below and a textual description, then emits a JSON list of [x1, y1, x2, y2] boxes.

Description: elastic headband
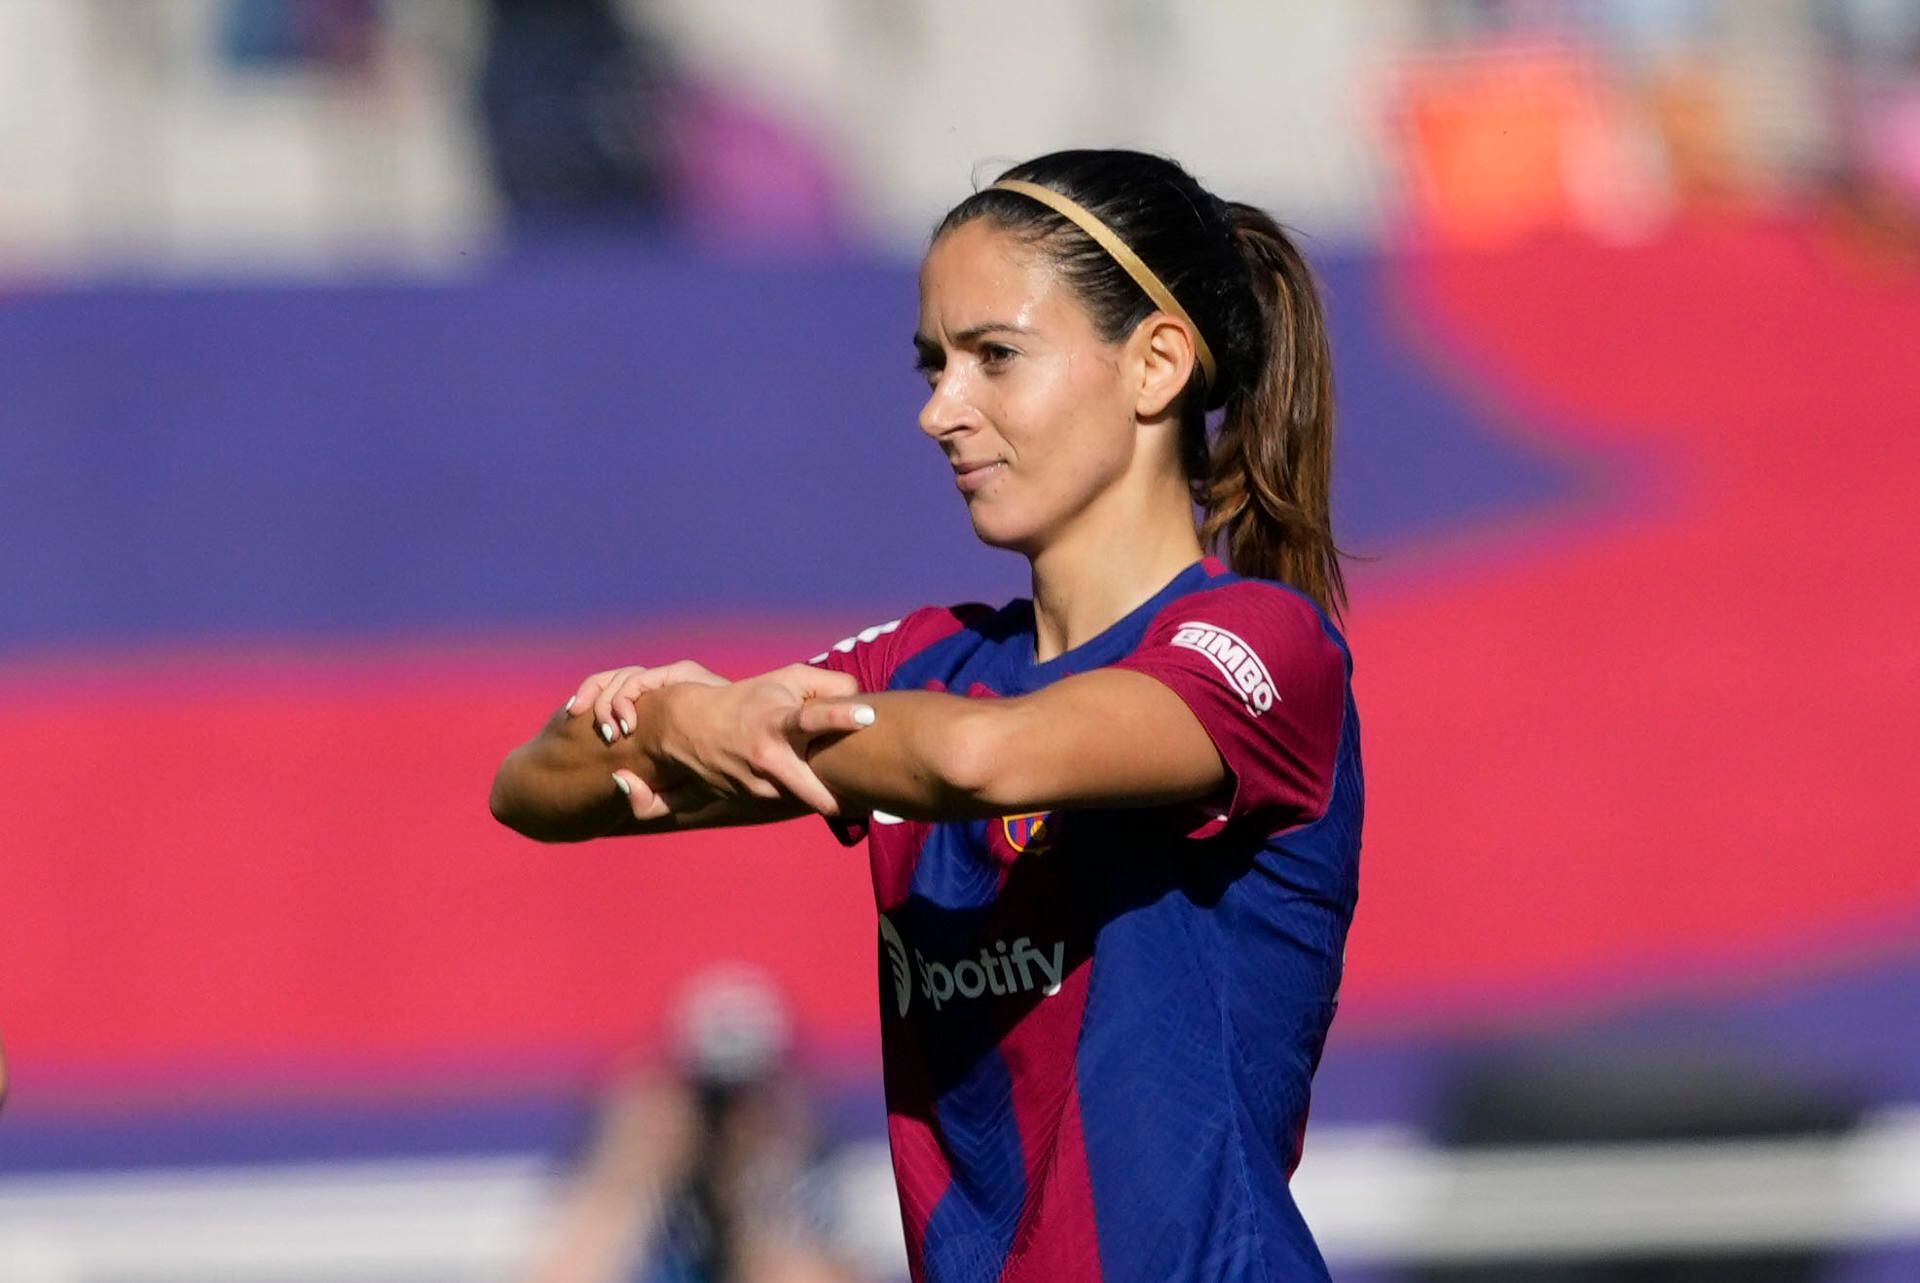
[[990, 178, 1218, 388]]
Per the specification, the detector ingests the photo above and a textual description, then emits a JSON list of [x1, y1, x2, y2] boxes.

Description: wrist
[[643, 682, 707, 773]]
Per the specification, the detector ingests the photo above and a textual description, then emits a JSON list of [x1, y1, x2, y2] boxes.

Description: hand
[[567, 660, 730, 744], [579, 1072, 699, 1192], [615, 664, 874, 818]]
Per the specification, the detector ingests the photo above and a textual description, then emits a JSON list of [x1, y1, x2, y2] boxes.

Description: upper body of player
[[492, 148, 1361, 1282]]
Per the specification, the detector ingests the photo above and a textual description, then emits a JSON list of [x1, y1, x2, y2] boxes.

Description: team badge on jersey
[[1001, 811, 1056, 855]]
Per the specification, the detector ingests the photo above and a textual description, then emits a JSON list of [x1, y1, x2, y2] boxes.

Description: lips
[[953, 460, 1007, 494]]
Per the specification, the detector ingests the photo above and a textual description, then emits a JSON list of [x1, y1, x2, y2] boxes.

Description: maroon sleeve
[[803, 604, 984, 845], [1108, 582, 1347, 840]]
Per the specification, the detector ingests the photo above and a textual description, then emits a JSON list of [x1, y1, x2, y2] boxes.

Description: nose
[[918, 369, 974, 441]]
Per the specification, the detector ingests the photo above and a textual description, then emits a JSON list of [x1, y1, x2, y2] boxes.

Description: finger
[[611, 770, 670, 821], [569, 670, 618, 717], [632, 661, 729, 694], [773, 663, 861, 701], [682, 758, 736, 798], [595, 667, 645, 741], [656, 782, 711, 813], [609, 673, 651, 741], [792, 700, 876, 741], [739, 774, 784, 802], [755, 748, 842, 816]]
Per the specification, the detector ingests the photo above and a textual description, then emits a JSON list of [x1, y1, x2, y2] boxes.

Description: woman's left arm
[[607, 590, 1343, 833], [598, 668, 1227, 830], [799, 670, 1228, 820]]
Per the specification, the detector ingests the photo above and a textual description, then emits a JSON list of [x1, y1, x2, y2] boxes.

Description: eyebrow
[[912, 322, 1037, 353]]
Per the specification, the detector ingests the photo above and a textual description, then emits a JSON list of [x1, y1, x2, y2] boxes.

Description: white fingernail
[[852, 705, 876, 727], [600, 722, 615, 743], [619, 716, 633, 736], [565, 696, 576, 712], [612, 774, 631, 796]]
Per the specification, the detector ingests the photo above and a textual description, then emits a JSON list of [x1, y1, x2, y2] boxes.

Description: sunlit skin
[[491, 215, 1227, 835], [912, 218, 1208, 661]]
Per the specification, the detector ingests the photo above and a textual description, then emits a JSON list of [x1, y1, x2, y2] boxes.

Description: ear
[[1131, 313, 1199, 419]]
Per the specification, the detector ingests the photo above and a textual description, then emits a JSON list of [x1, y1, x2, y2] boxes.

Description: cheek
[[1007, 351, 1122, 458], [1041, 374, 1133, 484]]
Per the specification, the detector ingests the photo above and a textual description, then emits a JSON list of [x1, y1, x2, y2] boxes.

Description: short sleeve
[[1108, 583, 1347, 840], [803, 604, 986, 845], [806, 615, 910, 694]]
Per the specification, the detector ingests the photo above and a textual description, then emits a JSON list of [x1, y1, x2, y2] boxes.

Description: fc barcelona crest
[[1002, 811, 1056, 855]]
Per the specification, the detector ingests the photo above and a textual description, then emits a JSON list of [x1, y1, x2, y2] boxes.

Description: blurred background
[[2, 0, 1918, 1279]]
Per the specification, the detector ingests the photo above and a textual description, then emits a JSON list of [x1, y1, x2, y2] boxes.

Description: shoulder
[[808, 600, 1007, 691], [1138, 574, 1350, 675], [809, 602, 1000, 665]]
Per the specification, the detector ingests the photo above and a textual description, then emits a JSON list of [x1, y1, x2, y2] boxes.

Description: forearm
[[804, 690, 1016, 821], [489, 702, 670, 843], [805, 670, 1226, 822], [491, 689, 811, 841]]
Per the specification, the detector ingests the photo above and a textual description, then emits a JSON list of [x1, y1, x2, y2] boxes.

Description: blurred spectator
[[1393, 0, 1920, 244], [1819, 0, 1920, 252], [472, 0, 846, 251], [476, 0, 677, 228], [522, 966, 865, 1283], [220, 0, 383, 72]]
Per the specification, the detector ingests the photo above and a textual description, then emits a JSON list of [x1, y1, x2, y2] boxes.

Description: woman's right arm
[[489, 663, 865, 842], [489, 701, 672, 843], [491, 697, 817, 841]]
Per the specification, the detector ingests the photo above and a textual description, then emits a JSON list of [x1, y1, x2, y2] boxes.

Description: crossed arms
[[488, 659, 1227, 842]]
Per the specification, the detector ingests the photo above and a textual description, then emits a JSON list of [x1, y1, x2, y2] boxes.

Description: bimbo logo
[[878, 913, 1066, 1017], [1169, 621, 1277, 716]]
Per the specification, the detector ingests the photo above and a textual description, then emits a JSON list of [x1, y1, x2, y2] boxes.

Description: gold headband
[[990, 178, 1218, 388]]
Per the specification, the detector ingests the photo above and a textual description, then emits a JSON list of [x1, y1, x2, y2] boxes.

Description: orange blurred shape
[[1392, 45, 1619, 246]]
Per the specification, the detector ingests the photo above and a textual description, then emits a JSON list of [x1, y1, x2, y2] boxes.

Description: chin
[[964, 499, 1048, 556]]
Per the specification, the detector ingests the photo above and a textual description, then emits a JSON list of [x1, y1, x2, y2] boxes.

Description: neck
[[1027, 470, 1207, 663]]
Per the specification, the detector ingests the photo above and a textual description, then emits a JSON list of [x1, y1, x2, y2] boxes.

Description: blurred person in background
[[493, 147, 1363, 1281], [472, 0, 846, 251], [1820, 0, 1920, 252], [476, 0, 676, 228], [220, 0, 383, 71], [523, 966, 862, 1283]]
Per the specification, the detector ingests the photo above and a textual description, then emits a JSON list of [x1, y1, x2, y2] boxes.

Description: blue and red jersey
[[810, 555, 1362, 1282]]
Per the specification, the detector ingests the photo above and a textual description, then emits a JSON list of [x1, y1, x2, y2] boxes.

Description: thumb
[[791, 698, 877, 743], [778, 664, 862, 701], [611, 770, 670, 821]]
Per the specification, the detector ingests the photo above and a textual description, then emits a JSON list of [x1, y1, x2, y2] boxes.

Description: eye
[[912, 345, 944, 386], [979, 343, 1016, 368]]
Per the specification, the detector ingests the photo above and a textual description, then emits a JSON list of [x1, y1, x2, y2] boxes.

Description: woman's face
[[914, 218, 1140, 554]]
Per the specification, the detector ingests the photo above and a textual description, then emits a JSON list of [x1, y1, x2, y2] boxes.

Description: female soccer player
[[492, 148, 1361, 1282]]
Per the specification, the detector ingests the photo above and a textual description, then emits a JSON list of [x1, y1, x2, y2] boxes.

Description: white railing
[[4, 1113, 1920, 1281]]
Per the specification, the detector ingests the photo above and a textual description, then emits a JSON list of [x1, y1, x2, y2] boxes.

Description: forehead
[[917, 218, 1078, 337]]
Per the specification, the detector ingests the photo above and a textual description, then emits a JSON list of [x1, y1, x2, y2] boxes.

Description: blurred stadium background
[[2, 1, 1918, 1279]]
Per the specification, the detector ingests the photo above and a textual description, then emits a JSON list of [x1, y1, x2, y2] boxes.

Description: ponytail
[[1199, 206, 1347, 623]]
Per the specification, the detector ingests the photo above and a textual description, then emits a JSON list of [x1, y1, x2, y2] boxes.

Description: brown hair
[[937, 150, 1347, 621]]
